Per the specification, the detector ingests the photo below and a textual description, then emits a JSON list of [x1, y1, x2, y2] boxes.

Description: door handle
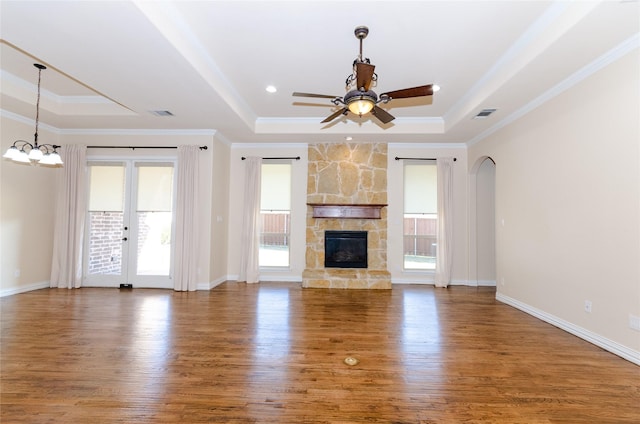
[[122, 237, 128, 241]]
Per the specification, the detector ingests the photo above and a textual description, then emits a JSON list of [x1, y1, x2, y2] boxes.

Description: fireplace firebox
[[324, 231, 367, 268]]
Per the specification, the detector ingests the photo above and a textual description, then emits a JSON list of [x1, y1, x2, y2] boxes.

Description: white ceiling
[[1, 1, 638, 144]]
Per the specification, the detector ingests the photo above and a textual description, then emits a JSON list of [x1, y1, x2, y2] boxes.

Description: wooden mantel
[[307, 203, 387, 219]]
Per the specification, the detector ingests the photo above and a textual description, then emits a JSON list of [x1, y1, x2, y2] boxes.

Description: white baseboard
[[212, 274, 303, 285], [392, 279, 434, 285], [391, 279, 496, 287], [1, 281, 50, 297], [259, 275, 303, 282], [450, 279, 496, 287], [197, 275, 230, 290], [392, 272, 434, 285], [496, 293, 640, 366]]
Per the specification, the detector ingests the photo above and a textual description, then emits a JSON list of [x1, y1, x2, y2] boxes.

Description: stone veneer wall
[[302, 143, 391, 289]]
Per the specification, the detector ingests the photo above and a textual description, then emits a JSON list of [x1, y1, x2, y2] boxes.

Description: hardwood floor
[[1, 283, 638, 423]]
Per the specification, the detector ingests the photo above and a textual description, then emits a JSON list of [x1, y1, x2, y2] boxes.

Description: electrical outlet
[[14, 269, 20, 278], [584, 300, 592, 313], [629, 314, 640, 332], [500, 277, 505, 286]]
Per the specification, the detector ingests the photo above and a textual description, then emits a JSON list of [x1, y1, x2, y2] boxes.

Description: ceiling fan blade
[[321, 107, 348, 123], [293, 92, 338, 99], [371, 106, 395, 124], [356, 63, 375, 91], [380, 85, 434, 100]]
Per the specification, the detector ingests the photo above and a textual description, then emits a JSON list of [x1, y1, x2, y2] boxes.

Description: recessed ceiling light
[[265, 85, 277, 93], [345, 136, 353, 141], [432, 84, 441, 92]]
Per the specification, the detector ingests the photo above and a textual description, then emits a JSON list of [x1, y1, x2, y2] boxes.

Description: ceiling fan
[[293, 26, 437, 124]]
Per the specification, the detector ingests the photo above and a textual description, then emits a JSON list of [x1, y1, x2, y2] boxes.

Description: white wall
[[476, 158, 496, 284], [468, 50, 640, 361], [387, 144, 469, 285], [209, 136, 231, 286], [227, 144, 308, 282], [1, 116, 59, 295]]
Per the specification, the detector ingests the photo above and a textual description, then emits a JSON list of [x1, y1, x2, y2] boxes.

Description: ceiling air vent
[[150, 110, 174, 117], [473, 108, 497, 119]]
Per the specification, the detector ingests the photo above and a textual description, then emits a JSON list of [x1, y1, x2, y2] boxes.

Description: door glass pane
[[87, 164, 125, 276], [135, 165, 174, 276]]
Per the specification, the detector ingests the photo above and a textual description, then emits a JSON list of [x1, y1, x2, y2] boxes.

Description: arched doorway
[[469, 157, 496, 286]]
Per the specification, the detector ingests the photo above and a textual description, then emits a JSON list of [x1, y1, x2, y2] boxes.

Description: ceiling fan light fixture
[[292, 26, 434, 125], [344, 89, 377, 116]]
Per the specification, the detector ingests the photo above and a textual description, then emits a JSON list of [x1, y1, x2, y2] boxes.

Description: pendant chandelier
[[3, 63, 63, 166]]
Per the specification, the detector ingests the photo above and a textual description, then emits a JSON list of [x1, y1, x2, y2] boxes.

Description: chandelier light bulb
[[28, 148, 43, 162], [50, 152, 63, 165], [3, 146, 19, 160], [14, 150, 31, 163], [39, 153, 55, 165]]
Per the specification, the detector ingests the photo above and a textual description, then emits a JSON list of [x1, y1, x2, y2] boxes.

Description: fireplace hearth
[[324, 231, 367, 268]]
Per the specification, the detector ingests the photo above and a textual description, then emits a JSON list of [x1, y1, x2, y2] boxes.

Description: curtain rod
[[241, 156, 300, 160], [395, 156, 456, 161], [87, 145, 208, 150]]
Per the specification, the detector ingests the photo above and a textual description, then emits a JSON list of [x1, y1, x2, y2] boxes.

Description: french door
[[83, 160, 176, 289]]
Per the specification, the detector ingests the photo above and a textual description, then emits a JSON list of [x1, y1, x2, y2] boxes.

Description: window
[[403, 162, 437, 270], [259, 162, 292, 267]]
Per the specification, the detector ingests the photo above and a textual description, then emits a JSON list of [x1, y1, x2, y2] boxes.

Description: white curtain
[[435, 157, 454, 288], [238, 157, 261, 283], [50, 144, 87, 289], [174, 145, 200, 291]]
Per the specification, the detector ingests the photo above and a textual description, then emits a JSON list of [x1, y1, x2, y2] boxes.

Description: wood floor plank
[[1, 283, 639, 423]]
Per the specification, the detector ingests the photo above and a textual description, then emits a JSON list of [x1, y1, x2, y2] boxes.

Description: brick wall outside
[[88, 211, 124, 275]]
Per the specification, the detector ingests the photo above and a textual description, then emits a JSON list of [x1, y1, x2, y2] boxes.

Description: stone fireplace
[[302, 143, 391, 289]]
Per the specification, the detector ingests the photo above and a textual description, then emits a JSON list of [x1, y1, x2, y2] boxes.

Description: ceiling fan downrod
[[354, 25, 369, 62], [346, 26, 374, 89]]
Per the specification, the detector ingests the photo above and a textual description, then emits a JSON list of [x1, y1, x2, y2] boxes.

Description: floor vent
[[119, 284, 133, 289]]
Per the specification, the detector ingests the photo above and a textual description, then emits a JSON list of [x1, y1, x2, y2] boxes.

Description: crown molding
[[0, 109, 60, 133], [389, 142, 467, 150], [60, 128, 217, 136], [230, 142, 308, 150], [1, 109, 216, 137], [467, 33, 640, 147]]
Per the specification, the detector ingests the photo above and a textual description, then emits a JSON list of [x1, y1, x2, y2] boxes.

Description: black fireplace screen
[[324, 231, 367, 268]]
